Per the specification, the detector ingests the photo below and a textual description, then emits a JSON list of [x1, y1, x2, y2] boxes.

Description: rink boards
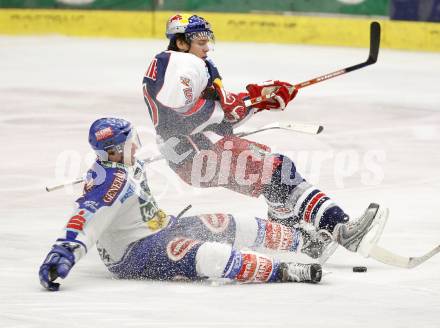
[[0, 9, 439, 52]]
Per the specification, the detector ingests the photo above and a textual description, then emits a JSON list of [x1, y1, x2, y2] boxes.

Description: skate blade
[[357, 206, 389, 257], [319, 241, 339, 265]]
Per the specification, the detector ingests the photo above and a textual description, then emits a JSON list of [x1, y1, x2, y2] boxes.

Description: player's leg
[[175, 213, 327, 260], [197, 242, 322, 283], [108, 218, 321, 283], [165, 134, 382, 256], [234, 214, 334, 259], [108, 222, 207, 280], [175, 212, 303, 252], [262, 155, 349, 230], [165, 134, 276, 197], [201, 137, 351, 255], [172, 213, 236, 244], [163, 134, 350, 233], [263, 155, 388, 256]]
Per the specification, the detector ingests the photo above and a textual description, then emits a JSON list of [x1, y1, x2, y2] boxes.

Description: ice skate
[[333, 203, 389, 256], [300, 227, 335, 259], [299, 228, 339, 264], [278, 262, 322, 283]]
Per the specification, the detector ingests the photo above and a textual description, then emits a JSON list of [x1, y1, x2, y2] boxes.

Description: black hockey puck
[[353, 266, 367, 272]]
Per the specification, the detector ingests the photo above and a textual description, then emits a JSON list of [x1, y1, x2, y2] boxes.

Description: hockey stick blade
[[345, 21, 381, 73], [369, 244, 440, 269], [367, 21, 381, 64], [294, 21, 380, 87]]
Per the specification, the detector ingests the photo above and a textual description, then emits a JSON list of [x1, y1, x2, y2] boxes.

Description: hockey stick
[[44, 154, 164, 192], [45, 178, 83, 192], [368, 244, 440, 269], [319, 243, 440, 269], [176, 204, 192, 219], [235, 121, 323, 137], [319, 207, 439, 269], [244, 21, 381, 108]]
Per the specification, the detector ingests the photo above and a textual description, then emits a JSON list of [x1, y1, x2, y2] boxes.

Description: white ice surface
[[0, 36, 439, 328]]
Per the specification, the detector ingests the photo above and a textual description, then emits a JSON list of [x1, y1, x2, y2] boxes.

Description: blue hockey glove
[[39, 244, 75, 291]]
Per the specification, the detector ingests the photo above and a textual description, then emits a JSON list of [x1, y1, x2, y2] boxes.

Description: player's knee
[[263, 154, 304, 203], [196, 214, 235, 239], [232, 214, 260, 248], [195, 242, 232, 278]]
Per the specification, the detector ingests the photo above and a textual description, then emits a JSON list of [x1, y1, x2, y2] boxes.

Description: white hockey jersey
[[54, 160, 169, 267], [142, 51, 226, 141]]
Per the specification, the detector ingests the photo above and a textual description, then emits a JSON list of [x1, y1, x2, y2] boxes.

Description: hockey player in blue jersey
[[39, 117, 333, 291], [142, 14, 388, 258]]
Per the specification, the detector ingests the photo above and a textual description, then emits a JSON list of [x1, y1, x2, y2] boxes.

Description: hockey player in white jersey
[[39, 117, 332, 291], [142, 14, 388, 259]]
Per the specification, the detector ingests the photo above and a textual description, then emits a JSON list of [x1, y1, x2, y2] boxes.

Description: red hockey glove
[[213, 78, 251, 123], [246, 80, 298, 111]]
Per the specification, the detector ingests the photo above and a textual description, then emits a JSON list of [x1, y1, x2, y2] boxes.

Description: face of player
[[177, 38, 210, 59], [107, 140, 138, 166], [189, 39, 210, 59], [127, 142, 138, 166]]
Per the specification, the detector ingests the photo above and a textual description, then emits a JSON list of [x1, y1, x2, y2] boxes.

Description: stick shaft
[[45, 178, 83, 192], [245, 22, 381, 107], [236, 122, 323, 137]]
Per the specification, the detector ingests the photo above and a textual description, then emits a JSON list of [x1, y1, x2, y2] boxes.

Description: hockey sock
[[262, 155, 349, 232], [253, 218, 303, 253], [222, 249, 280, 283], [290, 181, 349, 232]]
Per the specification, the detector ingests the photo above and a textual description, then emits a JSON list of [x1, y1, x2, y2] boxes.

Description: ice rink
[[1, 35, 439, 327]]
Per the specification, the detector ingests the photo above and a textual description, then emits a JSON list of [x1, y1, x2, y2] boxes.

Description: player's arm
[[156, 53, 216, 115], [212, 78, 254, 125], [39, 178, 125, 291]]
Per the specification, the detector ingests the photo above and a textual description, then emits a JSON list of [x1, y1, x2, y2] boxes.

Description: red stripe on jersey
[[304, 192, 325, 222], [181, 98, 206, 116], [67, 216, 86, 231], [143, 84, 158, 127]]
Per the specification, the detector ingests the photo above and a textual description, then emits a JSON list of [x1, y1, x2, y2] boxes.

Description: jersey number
[[145, 58, 157, 81]]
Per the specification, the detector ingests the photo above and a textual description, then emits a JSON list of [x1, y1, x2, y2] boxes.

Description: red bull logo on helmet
[[95, 127, 113, 141], [169, 14, 183, 23]]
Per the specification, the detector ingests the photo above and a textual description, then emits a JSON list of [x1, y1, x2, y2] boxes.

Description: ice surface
[[0, 36, 439, 327]]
